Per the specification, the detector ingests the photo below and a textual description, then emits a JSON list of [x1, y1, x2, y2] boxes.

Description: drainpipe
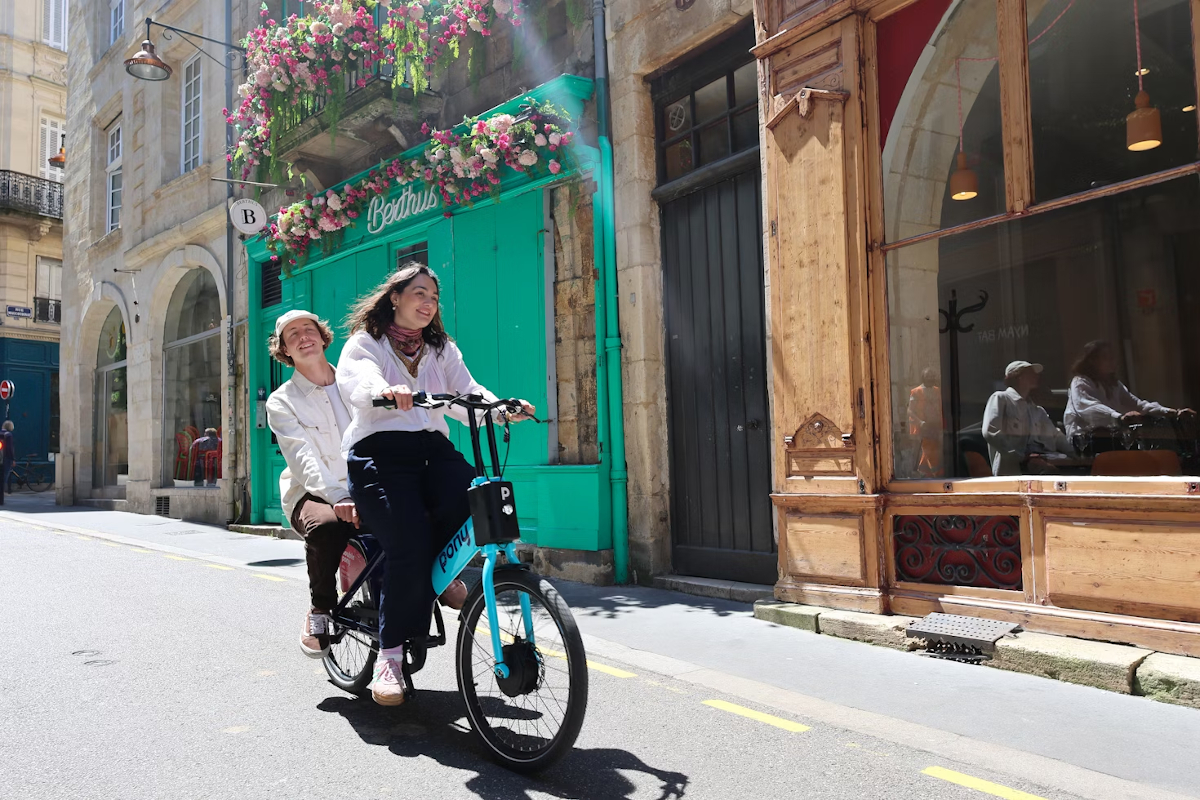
[[592, 0, 630, 584]]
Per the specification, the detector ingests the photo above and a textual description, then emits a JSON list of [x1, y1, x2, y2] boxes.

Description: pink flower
[[549, 159, 561, 174], [534, 134, 547, 147], [548, 132, 562, 146], [518, 149, 538, 166]]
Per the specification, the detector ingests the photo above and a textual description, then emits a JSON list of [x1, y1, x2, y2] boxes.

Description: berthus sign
[[366, 182, 443, 235]]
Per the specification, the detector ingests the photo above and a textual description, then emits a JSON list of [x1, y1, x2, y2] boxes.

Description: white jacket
[[982, 387, 1074, 475], [336, 331, 499, 459], [266, 369, 352, 523], [1064, 375, 1173, 438]]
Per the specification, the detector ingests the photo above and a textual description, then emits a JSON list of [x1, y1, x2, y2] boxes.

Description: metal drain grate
[[155, 496, 171, 517], [907, 613, 1020, 663]]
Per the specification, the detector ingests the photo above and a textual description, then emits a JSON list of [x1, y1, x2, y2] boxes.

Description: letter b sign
[[230, 199, 268, 235]]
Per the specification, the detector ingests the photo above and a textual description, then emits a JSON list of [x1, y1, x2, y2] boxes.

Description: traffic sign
[[0, 380, 12, 400], [230, 198, 268, 235]]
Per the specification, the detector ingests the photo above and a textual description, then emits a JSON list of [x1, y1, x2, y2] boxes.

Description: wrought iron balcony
[[0, 171, 64, 220]]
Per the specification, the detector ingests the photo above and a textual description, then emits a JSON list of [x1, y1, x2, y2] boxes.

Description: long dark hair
[[1071, 339, 1116, 387], [346, 261, 450, 352]]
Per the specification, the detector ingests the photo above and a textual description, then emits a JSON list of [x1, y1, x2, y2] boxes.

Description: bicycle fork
[[480, 542, 536, 680]]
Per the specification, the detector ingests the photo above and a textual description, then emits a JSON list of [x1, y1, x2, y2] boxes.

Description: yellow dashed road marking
[[101, 542, 121, 548], [476, 625, 636, 678], [163, 555, 191, 561], [204, 564, 234, 571], [703, 699, 810, 733], [130, 548, 153, 553], [922, 767, 1047, 800], [253, 573, 288, 582], [76, 536, 92, 541], [586, 660, 636, 678]]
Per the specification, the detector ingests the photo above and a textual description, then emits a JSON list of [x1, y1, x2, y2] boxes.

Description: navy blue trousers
[[347, 430, 476, 649]]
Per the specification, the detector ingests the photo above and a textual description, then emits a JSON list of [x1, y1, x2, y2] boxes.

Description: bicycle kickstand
[[400, 659, 417, 701]]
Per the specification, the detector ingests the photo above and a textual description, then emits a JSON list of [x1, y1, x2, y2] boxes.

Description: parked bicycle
[[322, 392, 588, 772], [7, 454, 53, 493]]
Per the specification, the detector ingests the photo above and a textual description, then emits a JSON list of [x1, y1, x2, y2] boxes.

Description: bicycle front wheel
[[29, 464, 53, 492], [455, 569, 588, 772]]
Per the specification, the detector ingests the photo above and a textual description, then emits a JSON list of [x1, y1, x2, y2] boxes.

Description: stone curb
[[752, 600, 1200, 708], [228, 523, 298, 540], [653, 575, 776, 604], [1134, 652, 1200, 708]]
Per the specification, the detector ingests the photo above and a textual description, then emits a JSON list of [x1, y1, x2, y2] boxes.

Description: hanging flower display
[[265, 100, 576, 271], [225, 0, 525, 183]]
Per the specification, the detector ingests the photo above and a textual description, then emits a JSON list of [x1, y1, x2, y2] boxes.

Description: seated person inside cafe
[[982, 360, 1075, 476], [266, 310, 466, 659], [1064, 339, 1195, 447], [189, 427, 221, 486]]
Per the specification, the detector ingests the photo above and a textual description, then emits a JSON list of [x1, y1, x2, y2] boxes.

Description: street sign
[[230, 198, 268, 235], [0, 380, 13, 400], [5, 305, 32, 319]]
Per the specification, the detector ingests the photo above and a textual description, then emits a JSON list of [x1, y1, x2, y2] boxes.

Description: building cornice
[[124, 205, 227, 271]]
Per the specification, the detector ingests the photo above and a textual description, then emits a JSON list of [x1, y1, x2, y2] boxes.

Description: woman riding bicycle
[[337, 262, 534, 706]]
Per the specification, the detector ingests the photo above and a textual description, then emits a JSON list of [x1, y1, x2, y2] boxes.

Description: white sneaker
[[370, 654, 406, 706]]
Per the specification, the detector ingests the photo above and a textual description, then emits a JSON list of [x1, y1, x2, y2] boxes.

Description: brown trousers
[[290, 494, 356, 612]]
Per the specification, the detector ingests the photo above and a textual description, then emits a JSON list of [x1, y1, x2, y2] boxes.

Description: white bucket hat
[[274, 309, 320, 338]]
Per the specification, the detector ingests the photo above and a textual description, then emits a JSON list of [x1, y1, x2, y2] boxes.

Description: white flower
[[534, 134, 547, 147], [311, 21, 329, 36], [518, 149, 538, 166], [450, 147, 464, 162], [255, 68, 271, 86], [238, 141, 252, 155], [327, 194, 343, 211], [238, 83, 253, 98], [273, 81, 286, 91], [494, 0, 511, 14], [332, 22, 345, 35], [491, 114, 515, 134], [479, 148, 497, 163], [469, 18, 483, 32], [549, 132, 562, 146]]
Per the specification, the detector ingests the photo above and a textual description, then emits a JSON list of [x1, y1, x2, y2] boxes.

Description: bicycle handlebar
[[372, 392, 537, 421]]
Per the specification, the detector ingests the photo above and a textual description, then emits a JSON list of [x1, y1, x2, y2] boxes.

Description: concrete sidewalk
[[4, 495, 1200, 798]]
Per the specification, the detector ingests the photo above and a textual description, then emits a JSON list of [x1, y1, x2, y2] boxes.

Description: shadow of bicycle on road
[[319, 692, 690, 800]]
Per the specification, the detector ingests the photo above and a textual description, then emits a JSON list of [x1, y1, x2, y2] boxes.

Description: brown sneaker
[[438, 579, 468, 610], [300, 610, 331, 659]]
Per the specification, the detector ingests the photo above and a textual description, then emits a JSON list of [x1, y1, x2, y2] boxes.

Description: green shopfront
[[245, 76, 624, 560]]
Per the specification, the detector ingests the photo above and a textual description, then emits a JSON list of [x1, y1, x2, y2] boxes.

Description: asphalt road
[[1, 507, 1195, 800]]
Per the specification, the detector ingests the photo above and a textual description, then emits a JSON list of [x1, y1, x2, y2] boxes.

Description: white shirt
[[336, 331, 499, 459], [325, 382, 352, 432], [266, 368, 352, 522], [1064, 375, 1172, 439], [982, 387, 1073, 476]]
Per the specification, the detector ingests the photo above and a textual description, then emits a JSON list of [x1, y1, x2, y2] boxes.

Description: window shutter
[[40, 119, 64, 181], [43, 0, 66, 49], [37, 258, 49, 298], [51, 261, 63, 301]]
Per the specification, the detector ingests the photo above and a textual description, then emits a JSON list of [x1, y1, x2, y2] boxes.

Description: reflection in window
[[162, 269, 223, 487], [94, 307, 128, 487], [1028, 0, 1199, 202], [888, 176, 1200, 480], [879, 0, 1004, 243]]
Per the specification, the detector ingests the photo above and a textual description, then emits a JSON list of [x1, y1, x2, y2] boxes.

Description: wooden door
[[663, 169, 776, 584]]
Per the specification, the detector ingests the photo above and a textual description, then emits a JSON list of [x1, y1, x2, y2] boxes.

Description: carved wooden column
[[757, 9, 883, 611]]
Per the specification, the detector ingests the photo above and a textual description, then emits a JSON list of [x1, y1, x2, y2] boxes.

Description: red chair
[[174, 432, 195, 481]]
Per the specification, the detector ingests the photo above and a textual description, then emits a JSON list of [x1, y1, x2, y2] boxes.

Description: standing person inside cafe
[[983, 360, 1075, 475], [266, 310, 362, 659], [1, 421, 14, 493]]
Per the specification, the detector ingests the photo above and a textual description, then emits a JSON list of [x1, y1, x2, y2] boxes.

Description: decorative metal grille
[[34, 298, 61, 324], [0, 171, 64, 219], [893, 514, 1022, 590]]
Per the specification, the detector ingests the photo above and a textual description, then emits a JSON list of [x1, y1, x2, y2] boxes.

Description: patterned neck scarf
[[385, 324, 427, 376], [386, 324, 425, 356]]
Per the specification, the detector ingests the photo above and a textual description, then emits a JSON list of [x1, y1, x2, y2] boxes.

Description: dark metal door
[[663, 169, 775, 584]]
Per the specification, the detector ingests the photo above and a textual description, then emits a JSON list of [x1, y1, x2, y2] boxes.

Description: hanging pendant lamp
[[48, 133, 66, 170], [951, 60, 978, 201], [1127, 0, 1162, 151]]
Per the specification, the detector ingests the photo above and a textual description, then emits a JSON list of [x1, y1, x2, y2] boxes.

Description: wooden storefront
[[753, 0, 1200, 657]]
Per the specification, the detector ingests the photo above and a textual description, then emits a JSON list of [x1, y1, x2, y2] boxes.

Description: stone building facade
[[0, 1, 68, 468]]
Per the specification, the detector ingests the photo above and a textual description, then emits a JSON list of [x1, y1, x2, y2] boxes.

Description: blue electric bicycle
[[321, 392, 588, 772]]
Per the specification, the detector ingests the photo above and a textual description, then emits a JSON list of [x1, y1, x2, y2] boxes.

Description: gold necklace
[[391, 339, 426, 377]]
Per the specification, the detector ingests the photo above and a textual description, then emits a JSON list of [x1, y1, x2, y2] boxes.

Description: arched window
[[162, 269, 223, 487], [94, 307, 128, 488]]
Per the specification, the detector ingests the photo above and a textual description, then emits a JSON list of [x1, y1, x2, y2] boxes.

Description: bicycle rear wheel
[[455, 568, 588, 772], [323, 539, 378, 693], [28, 464, 53, 492]]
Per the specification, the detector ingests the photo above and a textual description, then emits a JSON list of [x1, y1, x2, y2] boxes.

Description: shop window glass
[[1028, 0, 1199, 203], [879, 0, 1005, 243], [94, 307, 127, 487], [162, 269, 223, 488], [888, 175, 1200, 481]]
